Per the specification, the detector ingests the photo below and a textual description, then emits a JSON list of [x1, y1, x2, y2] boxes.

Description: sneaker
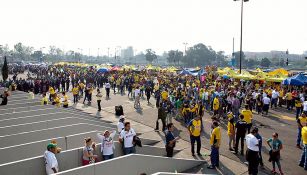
[[192, 153, 195, 157], [271, 169, 276, 174], [197, 153, 202, 156], [207, 165, 215, 169], [297, 145, 302, 149], [229, 148, 234, 151]]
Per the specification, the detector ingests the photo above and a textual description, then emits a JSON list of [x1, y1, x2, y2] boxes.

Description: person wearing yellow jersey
[[72, 85, 79, 104], [299, 124, 307, 170], [285, 91, 293, 110], [62, 92, 68, 108], [227, 117, 235, 151], [161, 90, 168, 102], [241, 104, 253, 133], [188, 116, 202, 156], [49, 86, 55, 102], [41, 93, 48, 105], [79, 82, 85, 97], [278, 89, 284, 107], [208, 121, 221, 169], [54, 94, 61, 107], [297, 113, 307, 149], [213, 96, 220, 117]]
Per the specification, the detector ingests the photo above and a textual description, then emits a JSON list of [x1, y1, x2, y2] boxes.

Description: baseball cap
[[119, 115, 125, 120], [47, 143, 57, 150]]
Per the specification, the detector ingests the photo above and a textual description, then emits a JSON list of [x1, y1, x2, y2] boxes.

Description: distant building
[[121, 46, 134, 60], [245, 50, 304, 61]]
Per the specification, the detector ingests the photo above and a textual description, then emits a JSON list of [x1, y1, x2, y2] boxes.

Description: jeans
[[103, 154, 114, 160], [166, 145, 174, 157], [299, 144, 307, 170], [297, 128, 302, 146], [124, 147, 136, 155], [190, 135, 201, 154], [247, 149, 259, 175], [296, 107, 303, 119], [271, 98, 277, 108], [235, 134, 245, 154], [97, 100, 101, 111], [210, 146, 219, 167], [73, 95, 78, 103]]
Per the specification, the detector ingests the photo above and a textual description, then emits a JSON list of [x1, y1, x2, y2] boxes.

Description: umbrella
[[97, 68, 109, 73]]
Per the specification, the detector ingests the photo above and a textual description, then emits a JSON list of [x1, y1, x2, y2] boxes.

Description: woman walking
[[267, 133, 284, 175]]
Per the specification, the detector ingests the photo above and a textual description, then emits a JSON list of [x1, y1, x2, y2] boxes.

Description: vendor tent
[[282, 74, 307, 86]]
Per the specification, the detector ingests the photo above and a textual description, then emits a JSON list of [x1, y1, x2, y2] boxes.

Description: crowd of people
[[1, 64, 307, 175]]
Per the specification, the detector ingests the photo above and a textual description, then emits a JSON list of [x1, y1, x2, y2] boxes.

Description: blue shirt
[[165, 131, 175, 146]]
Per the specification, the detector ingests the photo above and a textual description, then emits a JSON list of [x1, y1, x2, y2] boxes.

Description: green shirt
[[267, 138, 282, 150]]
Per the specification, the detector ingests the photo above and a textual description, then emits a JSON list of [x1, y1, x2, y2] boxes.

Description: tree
[[260, 58, 271, 67], [2, 56, 8, 81], [233, 51, 246, 68], [145, 49, 157, 63], [167, 50, 183, 65]]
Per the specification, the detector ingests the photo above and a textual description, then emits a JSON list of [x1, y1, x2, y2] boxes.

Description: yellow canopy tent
[[268, 68, 289, 77]]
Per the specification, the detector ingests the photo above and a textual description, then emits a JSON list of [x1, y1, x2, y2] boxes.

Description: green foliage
[[2, 56, 8, 81], [260, 57, 271, 67], [167, 50, 183, 64], [145, 49, 157, 63]]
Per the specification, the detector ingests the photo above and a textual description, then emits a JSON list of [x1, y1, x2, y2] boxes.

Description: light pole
[[234, 0, 249, 74], [183, 42, 188, 56]]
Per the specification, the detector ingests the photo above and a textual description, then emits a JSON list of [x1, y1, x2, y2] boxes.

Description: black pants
[[247, 149, 259, 175], [190, 135, 201, 154], [235, 134, 245, 153], [155, 118, 166, 131], [97, 100, 101, 111], [73, 95, 78, 103], [247, 123, 252, 134], [106, 88, 110, 98], [166, 146, 174, 157]]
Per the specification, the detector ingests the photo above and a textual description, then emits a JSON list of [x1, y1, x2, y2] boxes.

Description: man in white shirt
[[271, 89, 279, 109], [97, 130, 116, 160], [119, 122, 136, 155], [44, 143, 59, 174], [245, 128, 260, 175], [117, 115, 125, 133], [134, 86, 141, 109], [262, 96, 271, 116], [105, 82, 111, 99], [303, 99, 307, 114]]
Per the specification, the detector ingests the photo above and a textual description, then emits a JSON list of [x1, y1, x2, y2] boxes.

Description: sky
[[0, 0, 306, 55]]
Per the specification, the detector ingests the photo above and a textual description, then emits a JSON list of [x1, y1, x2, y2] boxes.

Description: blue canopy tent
[[179, 69, 192, 75], [97, 68, 109, 73], [282, 74, 307, 86]]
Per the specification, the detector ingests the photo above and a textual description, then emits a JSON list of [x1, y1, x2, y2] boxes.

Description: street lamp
[[183, 42, 188, 56], [234, 0, 249, 74]]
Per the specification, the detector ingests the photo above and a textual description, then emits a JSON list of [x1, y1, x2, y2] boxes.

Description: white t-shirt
[[263, 97, 271, 105], [245, 134, 259, 152], [120, 128, 136, 148], [97, 131, 116, 155], [134, 89, 140, 97], [105, 83, 111, 89], [303, 101, 307, 112], [117, 122, 124, 133], [44, 151, 59, 175], [272, 91, 279, 99]]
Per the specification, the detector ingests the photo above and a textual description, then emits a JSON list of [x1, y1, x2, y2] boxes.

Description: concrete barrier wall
[[0, 105, 51, 113], [0, 128, 158, 164], [0, 143, 169, 175], [0, 112, 69, 127], [0, 108, 60, 120], [0, 116, 80, 135], [56, 154, 204, 175], [0, 123, 113, 148]]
